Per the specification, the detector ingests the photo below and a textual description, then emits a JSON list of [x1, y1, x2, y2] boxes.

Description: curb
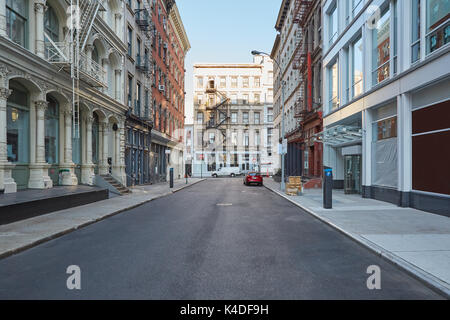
[[0, 179, 205, 260], [264, 184, 450, 299]]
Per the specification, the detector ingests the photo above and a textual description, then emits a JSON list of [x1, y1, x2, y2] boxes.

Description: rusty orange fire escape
[[293, 0, 312, 121]]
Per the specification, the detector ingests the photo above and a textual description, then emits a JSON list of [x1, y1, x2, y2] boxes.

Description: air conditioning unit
[[159, 85, 165, 92]]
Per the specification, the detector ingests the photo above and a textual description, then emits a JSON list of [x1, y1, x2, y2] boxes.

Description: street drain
[[216, 203, 232, 206]]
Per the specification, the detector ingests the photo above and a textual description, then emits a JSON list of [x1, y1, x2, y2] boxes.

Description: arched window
[[92, 45, 99, 64], [44, 4, 59, 42], [45, 96, 59, 164]]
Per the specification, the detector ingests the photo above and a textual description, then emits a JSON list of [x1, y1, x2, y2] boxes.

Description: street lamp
[[252, 50, 286, 191]]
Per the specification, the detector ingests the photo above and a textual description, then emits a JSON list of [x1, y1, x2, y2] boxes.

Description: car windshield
[[249, 173, 260, 176]]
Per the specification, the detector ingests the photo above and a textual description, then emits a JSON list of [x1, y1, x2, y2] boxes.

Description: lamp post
[[251, 50, 286, 191]]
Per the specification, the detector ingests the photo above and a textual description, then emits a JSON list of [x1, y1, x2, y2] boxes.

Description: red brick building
[[150, 0, 190, 181]]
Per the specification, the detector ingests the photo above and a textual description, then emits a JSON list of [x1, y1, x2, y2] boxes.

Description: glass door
[[344, 155, 362, 194]]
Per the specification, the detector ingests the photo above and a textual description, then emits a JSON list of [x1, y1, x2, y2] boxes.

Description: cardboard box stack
[[286, 176, 302, 196]]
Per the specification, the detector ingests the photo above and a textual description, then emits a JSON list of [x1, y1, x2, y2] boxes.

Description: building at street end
[[320, 0, 449, 215], [149, 0, 190, 182], [0, 0, 128, 193], [191, 56, 277, 177]]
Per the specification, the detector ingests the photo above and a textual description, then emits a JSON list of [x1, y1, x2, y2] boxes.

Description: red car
[[243, 172, 263, 186]]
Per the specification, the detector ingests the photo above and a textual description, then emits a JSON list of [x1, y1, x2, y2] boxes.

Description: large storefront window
[[371, 104, 398, 188], [7, 82, 29, 163], [426, 0, 450, 54], [6, 0, 27, 48], [372, 4, 391, 85], [45, 97, 59, 164]]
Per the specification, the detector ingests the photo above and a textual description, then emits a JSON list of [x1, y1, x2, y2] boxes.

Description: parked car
[[211, 167, 241, 177], [243, 172, 263, 186]]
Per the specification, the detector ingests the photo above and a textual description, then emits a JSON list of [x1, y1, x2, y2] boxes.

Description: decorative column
[[0, 87, 16, 193], [28, 100, 52, 189], [34, 0, 47, 59], [102, 58, 110, 94], [81, 114, 95, 185], [112, 119, 126, 185], [99, 120, 109, 175], [59, 109, 78, 185]]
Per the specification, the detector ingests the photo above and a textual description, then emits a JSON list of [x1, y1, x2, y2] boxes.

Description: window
[[127, 27, 133, 56], [45, 97, 59, 164], [232, 131, 238, 146], [196, 77, 203, 88], [135, 82, 141, 115], [231, 77, 237, 88], [44, 5, 59, 42], [6, 0, 27, 47], [197, 112, 203, 124], [136, 37, 141, 62], [254, 93, 260, 104], [128, 75, 133, 107], [242, 94, 249, 104], [244, 131, 249, 147], [352, 0, 364, 18], [219, 77, 226, 88], [7, 81, 29, 164], [243, 112, 249, 124], [352, 36, 363, 98], [255, 130, 260, 146], [254, 77, 260, 88], [329, 4, 338, 45], [231, 94, 237, 104], [197, 94, 203, 105], [372, 5, 391, 85], [426, 0, 450, 54], [329, 60, 339, 111], [243, 77, 249, 88], [231, 112, 237, 123], [375, 116, 397, 140], [209, 132, 215, 144], [412, 0, 421, 63], [254, 112, 260, 124]]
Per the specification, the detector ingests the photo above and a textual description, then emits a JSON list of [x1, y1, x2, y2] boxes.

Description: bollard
[[170, 168, 174, 188], [323, 167, 333, 209]]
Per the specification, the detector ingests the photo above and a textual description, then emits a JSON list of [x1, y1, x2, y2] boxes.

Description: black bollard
[[323, 167, 333, 209]]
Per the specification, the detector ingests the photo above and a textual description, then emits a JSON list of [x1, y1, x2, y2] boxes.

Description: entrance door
[[344, 155, 362, 194]]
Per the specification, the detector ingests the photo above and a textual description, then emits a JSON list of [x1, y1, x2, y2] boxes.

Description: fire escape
[[200, 80, 231, 154], [292, 0, 312, 126], [135, 0, 155, 123], [43, 0, 105, 138]]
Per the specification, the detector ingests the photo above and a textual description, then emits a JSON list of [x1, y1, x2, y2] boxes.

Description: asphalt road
[[0, 178, 444, 299]]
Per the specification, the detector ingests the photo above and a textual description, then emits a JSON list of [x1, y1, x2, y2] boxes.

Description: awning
[[313, 125, 362, 147]]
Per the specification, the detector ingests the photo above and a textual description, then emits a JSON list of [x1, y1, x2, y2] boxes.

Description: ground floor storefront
[[322, 76, 450, 216], [125, 117, 152, 187], [0, 72, 127, 194]]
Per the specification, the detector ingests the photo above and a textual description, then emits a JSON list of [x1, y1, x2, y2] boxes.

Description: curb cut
[[264, 184, 450, 299], [0, 179, 206, 260]]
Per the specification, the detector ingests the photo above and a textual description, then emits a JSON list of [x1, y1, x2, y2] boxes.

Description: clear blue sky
[[176, 0, 281, 122]]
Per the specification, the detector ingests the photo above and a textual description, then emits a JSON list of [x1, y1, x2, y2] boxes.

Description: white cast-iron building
[[191, 56, 278, 177]]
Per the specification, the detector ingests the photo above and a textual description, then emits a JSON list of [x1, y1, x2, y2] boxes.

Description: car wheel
[[212, 174, 217, 178], [230, 173, 235, 177]]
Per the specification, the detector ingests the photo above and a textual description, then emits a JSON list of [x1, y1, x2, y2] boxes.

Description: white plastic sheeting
[[372, 137, 398, 187]]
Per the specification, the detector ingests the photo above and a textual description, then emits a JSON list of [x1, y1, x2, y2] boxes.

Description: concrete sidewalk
[[264, 179, 450, 298], [0, 178, 205, 260]]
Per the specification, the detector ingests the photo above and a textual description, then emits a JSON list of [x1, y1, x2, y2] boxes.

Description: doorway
[[344, 155, 362, 194]]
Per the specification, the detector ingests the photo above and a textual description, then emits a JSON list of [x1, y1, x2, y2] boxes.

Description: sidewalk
[[0, 178, 205, 260], [264, 179, 450, 298]]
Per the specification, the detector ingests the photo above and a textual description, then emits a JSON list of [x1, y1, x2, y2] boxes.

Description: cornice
[[169, 3, 191, 54]]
